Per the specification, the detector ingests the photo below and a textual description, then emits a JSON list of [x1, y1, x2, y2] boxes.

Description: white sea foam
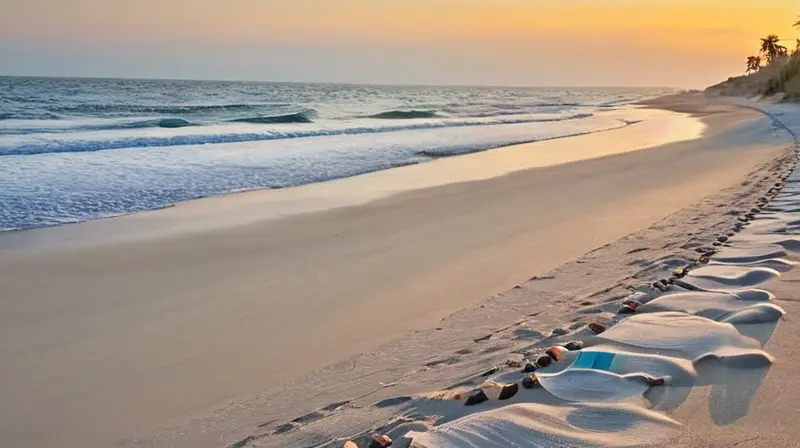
[[0, 108, 667, 231], [0, 79, 679, 231]]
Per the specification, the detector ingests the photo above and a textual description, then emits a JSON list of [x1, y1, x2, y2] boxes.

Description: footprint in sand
[[264, 399, 352, 436]]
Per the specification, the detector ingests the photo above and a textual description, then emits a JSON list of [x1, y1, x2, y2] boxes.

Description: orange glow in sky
[[2, 0, 799, 86]]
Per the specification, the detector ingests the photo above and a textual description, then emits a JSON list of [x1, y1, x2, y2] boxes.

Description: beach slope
[[0, 97, 790, 447]]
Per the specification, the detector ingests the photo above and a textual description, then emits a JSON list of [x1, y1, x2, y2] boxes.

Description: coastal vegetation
[[707, 17, 800, 100]]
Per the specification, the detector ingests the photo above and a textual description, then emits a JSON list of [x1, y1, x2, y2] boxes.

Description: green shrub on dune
[[764, 52, 800, 100], [706, 18, 800, 102]]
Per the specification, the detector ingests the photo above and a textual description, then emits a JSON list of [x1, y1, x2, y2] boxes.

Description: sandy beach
[[0, 95, 796, 447]]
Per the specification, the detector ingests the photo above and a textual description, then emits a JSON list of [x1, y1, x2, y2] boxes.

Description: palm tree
[[746, 56, 762, 74], [761, 34, 788, 63], [794, 15, 800, 28]]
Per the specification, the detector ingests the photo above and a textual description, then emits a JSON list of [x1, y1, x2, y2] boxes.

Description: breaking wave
[[0, 113, 597, 156], [229, 111, 314, 124], [366, 110, 440, 119]]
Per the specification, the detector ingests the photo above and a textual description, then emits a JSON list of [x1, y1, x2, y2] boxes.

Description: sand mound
[[639, 290, 783, 323], [408, 402, 682, 448]]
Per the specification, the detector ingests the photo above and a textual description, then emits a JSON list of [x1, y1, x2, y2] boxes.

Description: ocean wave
[[533, 102, 582, 107], [0, 113, 596, 157], [0, 117, 195, 134], [153, 118, 193, 128], [0, 112, 62, 121], [365, 110, 440, 119], [229, 111, 314, 124], [117, 118, 194, 129], [445, 109, 577, 119], [437, 103, 582, 119], [0, 111, 315, 134], [0, 113, 633, 231], [51, 102, 292, 115]]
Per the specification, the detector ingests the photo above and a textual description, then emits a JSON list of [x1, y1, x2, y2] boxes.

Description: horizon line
[[0, 73, 681, 90]]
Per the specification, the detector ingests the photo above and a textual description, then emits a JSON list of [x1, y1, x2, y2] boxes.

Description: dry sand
[[669, 274, 800, 448], [0, 96, 792, 447], [406, 148, 800, 448]]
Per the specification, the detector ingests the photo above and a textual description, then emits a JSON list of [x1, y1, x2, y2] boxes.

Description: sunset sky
[[1, 0, 798, 87]]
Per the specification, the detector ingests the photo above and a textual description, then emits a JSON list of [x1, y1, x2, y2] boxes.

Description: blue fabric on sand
[[572, 352, 616, 371]]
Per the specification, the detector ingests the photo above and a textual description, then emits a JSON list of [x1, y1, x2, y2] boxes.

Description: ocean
[[0, 77, 674, 231]]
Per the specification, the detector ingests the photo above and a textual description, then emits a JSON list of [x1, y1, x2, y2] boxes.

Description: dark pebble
[[652, 281, 668, 292], [464, 389, 489, 406], [619, 305, 636, 314], [588, 322, 607, 334], [565, 340, 584, 351], [534, 354, 554, 368], [368, 435, 393, 448], [625, 298, 642, 307], [522, 375, 541, 389], [498, 382, 519, 400], [619, 302, 638, 313]]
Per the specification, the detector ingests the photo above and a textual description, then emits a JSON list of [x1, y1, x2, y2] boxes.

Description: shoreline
[[0, 96, 793, 447], [0, 102, 659, 235], [0, 108, 701, 254], [0, 122, 638, 234]]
